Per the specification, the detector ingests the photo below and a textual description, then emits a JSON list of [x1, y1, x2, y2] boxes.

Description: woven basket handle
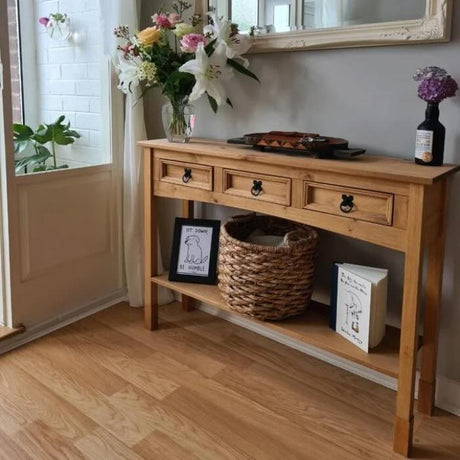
[[228, 213, 257, 224]]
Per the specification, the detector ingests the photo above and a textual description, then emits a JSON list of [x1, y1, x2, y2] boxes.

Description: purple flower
[[38, 16, 49, 27], [413, 66, 447, 82], [417, 75, 458, 104]]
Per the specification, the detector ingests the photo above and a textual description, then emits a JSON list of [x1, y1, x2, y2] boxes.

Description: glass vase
[[46, 15, 72, 41], [161, 100, 195, 143]]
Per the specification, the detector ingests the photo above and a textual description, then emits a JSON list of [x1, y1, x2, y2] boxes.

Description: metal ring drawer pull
[[251, 180, 263, 197], [182, 168, 192, 183], [340, 194, 354, 213]]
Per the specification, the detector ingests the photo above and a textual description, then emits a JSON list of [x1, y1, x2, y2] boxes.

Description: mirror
[[197, 0, 452, 52]]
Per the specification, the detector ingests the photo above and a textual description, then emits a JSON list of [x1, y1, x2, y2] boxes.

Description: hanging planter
[[39, 13, 72, 41]]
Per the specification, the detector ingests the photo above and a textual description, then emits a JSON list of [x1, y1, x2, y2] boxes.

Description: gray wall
[[142, 1, 460, 383]]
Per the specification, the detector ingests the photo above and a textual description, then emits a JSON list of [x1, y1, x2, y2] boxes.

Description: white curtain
[[315, 0, 344, 28], [100, 0, 173, 307]]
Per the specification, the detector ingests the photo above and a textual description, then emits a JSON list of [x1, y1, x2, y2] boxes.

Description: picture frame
[[169, 218, 221, 284]]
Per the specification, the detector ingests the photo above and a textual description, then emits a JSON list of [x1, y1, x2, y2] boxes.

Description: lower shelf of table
[[152, 274, 409, 379]]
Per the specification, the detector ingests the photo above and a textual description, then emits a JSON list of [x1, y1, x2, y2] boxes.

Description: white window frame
[[0, 3, 15, 327], [18, 0, 39, 128]]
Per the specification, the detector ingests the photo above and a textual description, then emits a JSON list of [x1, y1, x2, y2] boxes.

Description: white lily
[[179, 42, 230, 106], [116, 53, 141, 94], [203, 12, 232, 44], [226, 34, 252, 67], [204, 12, 252, 65]]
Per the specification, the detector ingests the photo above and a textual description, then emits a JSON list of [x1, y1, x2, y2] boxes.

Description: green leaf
[[33, 116, 80, 146], [204, 38, 217, 55], [227, 58, 260, 82], [32, 165, 47, 172], [13, 123, 34, 138], [226, 98, 233, 108], [207, 93, 218, 113], [13, 123, 34, 153], [15, 148, 52, 173]]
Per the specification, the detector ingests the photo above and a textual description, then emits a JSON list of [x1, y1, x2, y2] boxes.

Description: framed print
[[169, 218, 221, 284]]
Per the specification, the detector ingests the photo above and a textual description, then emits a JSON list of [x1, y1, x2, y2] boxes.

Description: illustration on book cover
[[335, 267, 372, 352]]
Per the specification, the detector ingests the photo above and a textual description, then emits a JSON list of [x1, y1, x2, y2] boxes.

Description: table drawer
[[223, 169, 291, 206], [159, 159, 213, 191], [303, 181, 394, 226]]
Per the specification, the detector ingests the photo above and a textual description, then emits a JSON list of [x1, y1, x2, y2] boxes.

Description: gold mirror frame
[[196, 0, 452, 53]]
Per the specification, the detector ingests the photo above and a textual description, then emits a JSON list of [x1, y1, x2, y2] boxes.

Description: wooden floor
[[0, 302, 459, 459]]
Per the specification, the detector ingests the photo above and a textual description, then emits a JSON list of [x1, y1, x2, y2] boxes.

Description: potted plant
[[13, 116, 80, 173]]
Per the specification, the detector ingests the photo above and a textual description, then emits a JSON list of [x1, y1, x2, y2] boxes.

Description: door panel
[[1, 1, 124, 330], [14, 165, 123, 326]]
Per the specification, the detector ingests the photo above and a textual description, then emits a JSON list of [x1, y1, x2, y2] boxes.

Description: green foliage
[[227, 58, 260, 83], [207, 94, 218, 113], [12, 116, 80, 174]]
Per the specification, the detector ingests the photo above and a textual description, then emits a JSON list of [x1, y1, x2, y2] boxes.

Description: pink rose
[[38, 16, 49, 27], [168, 13, 181, 26], [152, 13, 171, 29], [180, 33, 207, 53]]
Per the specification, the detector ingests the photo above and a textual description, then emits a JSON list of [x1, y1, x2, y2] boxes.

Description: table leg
[[144, 148, 158, 330], [182, 200, 195, 312], [393, 184, 425, 457], [418, 180, 447, 415]]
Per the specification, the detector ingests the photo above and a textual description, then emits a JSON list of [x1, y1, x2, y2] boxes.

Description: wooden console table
[[140, 138, 459, 457]]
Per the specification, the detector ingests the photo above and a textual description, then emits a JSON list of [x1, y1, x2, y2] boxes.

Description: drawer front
[[223, 169, 291, 206], [159, 159, 213, 191], [303, 181, 394, 226]]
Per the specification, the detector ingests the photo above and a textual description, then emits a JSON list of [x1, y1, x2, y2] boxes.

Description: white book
[[331, 263, 388, 352]]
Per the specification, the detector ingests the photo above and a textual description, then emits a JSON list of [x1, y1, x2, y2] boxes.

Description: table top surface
[[139, 138, 460, 185]]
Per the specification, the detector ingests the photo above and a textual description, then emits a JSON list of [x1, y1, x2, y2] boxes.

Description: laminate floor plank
[[133, 429, 201, 460], [0, 359, 96, 441], [12, 420, 85, 460], [9, 344, 153, 447], [0, 425, 33, 460], [214, 362, 393, 459], [56, 322, 180, 401], [94, 308, 253, 378], [108, 384, 249, 460], [74, 426, 144, 460], [0, 301, 458, 459]]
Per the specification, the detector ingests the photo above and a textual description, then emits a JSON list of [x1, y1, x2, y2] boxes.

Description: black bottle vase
[[415, 103, 445, 166]]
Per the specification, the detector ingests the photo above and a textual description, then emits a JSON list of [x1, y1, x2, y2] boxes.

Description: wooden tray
[[228, 131, 365, 158]]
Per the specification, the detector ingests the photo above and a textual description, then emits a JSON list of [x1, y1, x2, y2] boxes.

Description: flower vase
[[161, 101, 195, 143], [415, 103, 445, 166], [46, 14, 72, 41]]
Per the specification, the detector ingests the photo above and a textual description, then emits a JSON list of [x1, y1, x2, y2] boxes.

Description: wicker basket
[[218, 214, 318, 321]]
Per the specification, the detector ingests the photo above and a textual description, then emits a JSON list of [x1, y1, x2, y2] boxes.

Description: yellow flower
[[137, 27, 161, 46], [173, 23, 195, 38]]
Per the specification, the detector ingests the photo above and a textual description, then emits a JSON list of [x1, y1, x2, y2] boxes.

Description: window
[[232, 0, 258, 33], [9, 0, 111, 173], [7, 0, 22, 124], [273, 4, 291, 31]]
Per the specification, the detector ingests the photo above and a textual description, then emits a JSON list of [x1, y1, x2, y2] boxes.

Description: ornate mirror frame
[[196, 0, 453, 53]]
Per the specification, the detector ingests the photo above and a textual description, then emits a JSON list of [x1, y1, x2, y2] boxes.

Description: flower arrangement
[[38, 13, 72, 41], [114, 1, 259, 141], [413, 66, 458, 105]]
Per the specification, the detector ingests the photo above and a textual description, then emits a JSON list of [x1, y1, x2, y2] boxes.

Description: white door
[[1, 0, 124, 329]]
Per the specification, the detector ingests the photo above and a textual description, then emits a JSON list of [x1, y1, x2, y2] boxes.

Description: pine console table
[[139, 138, 459, 457]]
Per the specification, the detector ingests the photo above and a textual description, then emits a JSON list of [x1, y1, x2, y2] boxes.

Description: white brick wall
[[34, 0, 108, 167]]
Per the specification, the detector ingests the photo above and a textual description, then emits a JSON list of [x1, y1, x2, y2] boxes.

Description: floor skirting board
[[195, 300, 460, 418], [0, 290, 128, 355]]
